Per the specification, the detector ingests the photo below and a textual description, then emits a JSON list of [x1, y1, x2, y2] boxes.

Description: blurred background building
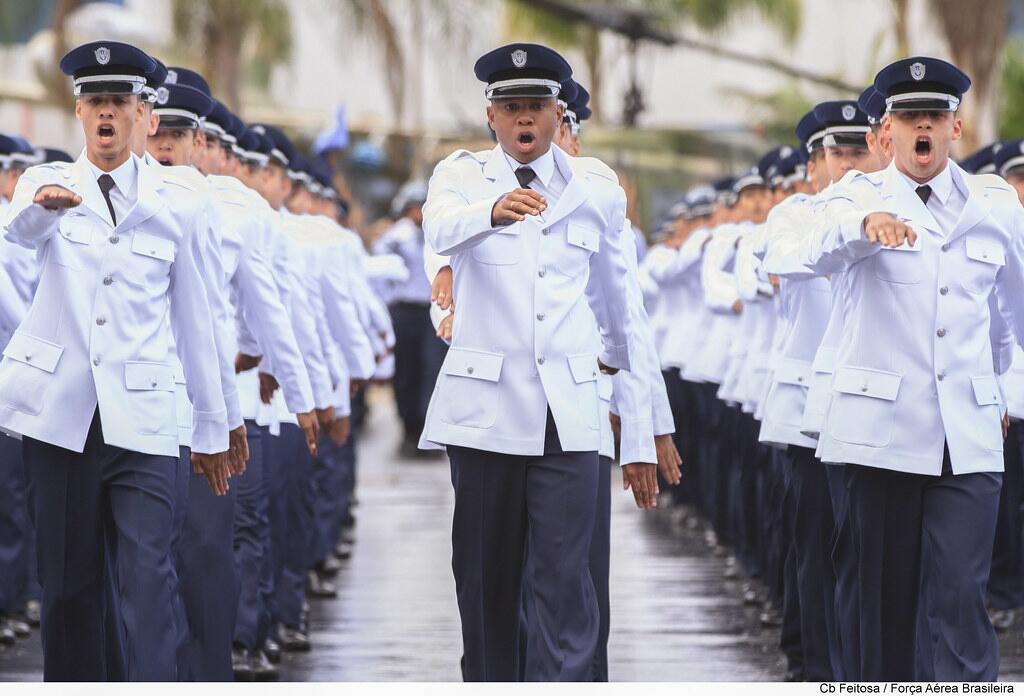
[[2, 0, 1023, 236]]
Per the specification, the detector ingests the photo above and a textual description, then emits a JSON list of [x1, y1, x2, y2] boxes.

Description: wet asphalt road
[[2, 388, 1024, 681]]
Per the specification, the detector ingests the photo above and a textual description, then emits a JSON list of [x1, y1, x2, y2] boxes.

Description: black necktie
[[515, 166, 536, 189], [916, 185, 932, 206], [97, 174, 117, 226]]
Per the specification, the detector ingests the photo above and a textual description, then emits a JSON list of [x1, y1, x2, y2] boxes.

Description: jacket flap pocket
[[597, 373, 613, 400], [2, 331, 64, 373], [442, 347, 503, 382], [124, 361, 175, 391], [568, 353, 598, 384], [59, 218, 92, 245], [965, 237, 1005, 266], [566, 224, 600, 253], [971, 375, 1001, 406], [832, 366, 902, 401], [131, 232, 176, 262], [774, 358, 812, 387]]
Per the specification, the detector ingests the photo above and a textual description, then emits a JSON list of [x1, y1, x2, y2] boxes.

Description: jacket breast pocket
[[961, 237, 1005, 295], [555, 224, 599, 277], [124, 231, 176, 287], [971, 375, 1003, 452], [124, 361, 176, 435], [0, 331, 64, 415], [51, 215, 92, 270], [472, 228, 520, 266], [439, 347, 503, 428], [872, 245, 921, 285], [568, 352, 599, 429], [828, 366, 902, 447]]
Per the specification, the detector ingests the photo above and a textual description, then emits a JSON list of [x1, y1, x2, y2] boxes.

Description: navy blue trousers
[[448, 413, 600, 682], [988, 419, 1024, 610], [389, 302, 448, 441], [176, 448, 238, 681], [312, 430, 348, 567], [826, 463, 857, 681], [0, 434, 28, 618], [269, 422, 314, 628], [845, 455, 1001, 682], [25, 411, 180, 681], [776, 450, 803, 677], [788, 446, 835, 681], [589, 455, 612, 682], [233, 421, 271, 650]]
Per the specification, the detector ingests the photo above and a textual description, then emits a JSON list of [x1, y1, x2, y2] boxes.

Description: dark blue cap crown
[[154, 83, 214, 129], [993, 139, 1024, 177], [960, 142, 1002, 174], [873, 56, 971, 112], [795, 110, 826, 152], [251, 124, 295, 167], [474, 43, 571, 100], [60, 40, 157, 97], [165, 67, 211, 96], [857, 86, 886, 124]]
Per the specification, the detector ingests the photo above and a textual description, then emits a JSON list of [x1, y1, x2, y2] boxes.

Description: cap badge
[[165, 70, 177, 85], [511, 49, 527, 69], [780, 146, 793, 158], [910, 62, 926, 81], [1019, 141, 1024, 156], [94, 46, 111, 65], [842, 104, 857, 121], [156, 86, 169, 105]]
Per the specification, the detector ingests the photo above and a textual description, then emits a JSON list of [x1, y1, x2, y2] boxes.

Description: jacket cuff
[[190, 408, 229, 454], [618, 416, 656, 465], [223, 387, 243, 431], [600, 344, 630, 372]]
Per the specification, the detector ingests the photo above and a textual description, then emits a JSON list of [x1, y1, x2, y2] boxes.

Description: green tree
[[998, 39, 1024, 141], [171, 0, 292, 112]]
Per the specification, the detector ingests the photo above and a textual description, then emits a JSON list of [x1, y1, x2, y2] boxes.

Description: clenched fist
[[491, 188, 547, 226], [34, 185, 82, 210], [864, 213, 917, 249]]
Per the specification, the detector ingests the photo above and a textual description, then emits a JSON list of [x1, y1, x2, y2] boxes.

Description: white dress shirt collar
[[84, 151, 138, 202], [896, 160, 954, 206], [503, 145, 556, 189]]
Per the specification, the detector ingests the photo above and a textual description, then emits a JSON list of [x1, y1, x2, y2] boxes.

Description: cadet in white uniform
[[420, 43, 635, 681], [2, 41, 231, 681], [805, 57, 1024, 681]]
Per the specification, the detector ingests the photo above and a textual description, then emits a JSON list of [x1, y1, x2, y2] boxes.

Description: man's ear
[[486, 104, 495, 129], [148, 111, 160, 137], [951, 116, 963, 141], [74, 98, 82, 122]]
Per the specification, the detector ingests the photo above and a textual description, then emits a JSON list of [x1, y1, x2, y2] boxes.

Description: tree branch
[[515, 0, 862, 94]]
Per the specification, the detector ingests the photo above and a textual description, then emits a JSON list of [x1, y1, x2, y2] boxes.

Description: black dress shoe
[[263, 637, 282, 664], [0, 623, 15, 646], [6, 617, 30, 638], [306, 570, 338, 599], [334, 541, 353, 560], [990, 608, 1016, 631], [319, 555, 343, 577], [232, 645, 254, 681], [760, 609, 782, 628], [279, 624, 312, 652], [24, 601, 40, 627], [251, 650, 279, 681]]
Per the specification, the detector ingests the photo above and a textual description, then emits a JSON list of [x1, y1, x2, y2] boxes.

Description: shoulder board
[[967, 172, 1018, 200], [575, 156, 618, 183], [159, 164, 209, 192], [444, 148, 488, 164]]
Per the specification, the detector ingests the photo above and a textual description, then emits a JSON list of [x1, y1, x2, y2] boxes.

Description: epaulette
[[575, 156, 618, 183], [159, 164, 208, 192], [444, 149, 488, 165]]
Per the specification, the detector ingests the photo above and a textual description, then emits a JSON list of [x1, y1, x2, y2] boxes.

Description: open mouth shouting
[[96, 123, 116, 147], [514, 130, 537, 155], [914, 135, 933, 166]]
